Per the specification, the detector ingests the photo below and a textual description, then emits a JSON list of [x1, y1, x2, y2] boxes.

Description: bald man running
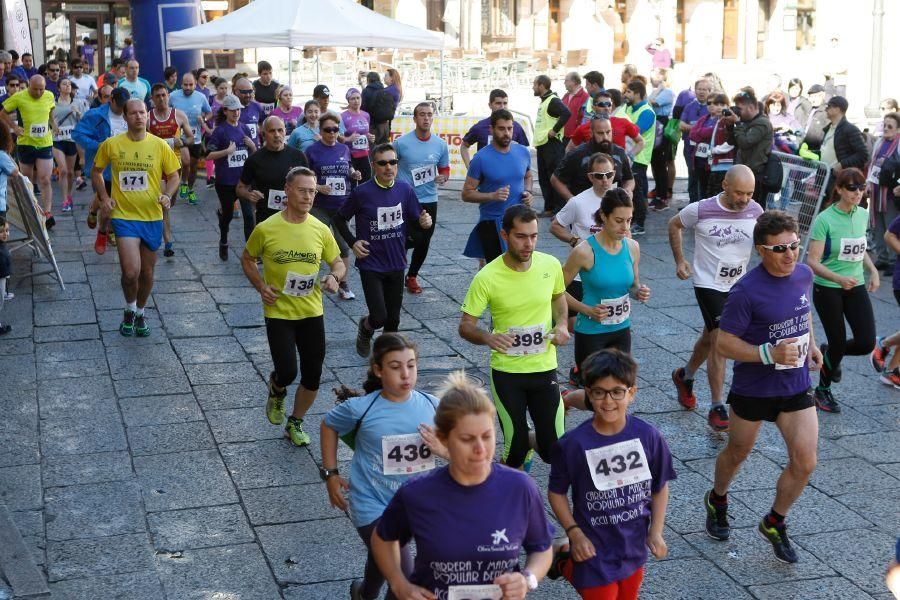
[[667, 165, 764, 431]]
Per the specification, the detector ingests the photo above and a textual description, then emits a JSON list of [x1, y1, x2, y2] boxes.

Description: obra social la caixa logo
[[476, 528, 517, 553]]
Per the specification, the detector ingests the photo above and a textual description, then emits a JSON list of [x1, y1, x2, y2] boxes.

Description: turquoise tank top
[[575, 236, 635, 335]]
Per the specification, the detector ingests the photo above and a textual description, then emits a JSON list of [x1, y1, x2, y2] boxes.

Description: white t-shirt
[[554, 187, 605, 283], [109, 110, 128, 136], [68, 74, 97, 100], [678, 194, 764, 291]]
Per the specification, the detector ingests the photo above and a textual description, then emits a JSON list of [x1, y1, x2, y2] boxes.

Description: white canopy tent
[[166, 0, 446, 106]]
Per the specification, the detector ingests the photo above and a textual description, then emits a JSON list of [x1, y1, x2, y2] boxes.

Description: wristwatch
[[522, 569, 538, 591], [319, 467, 339, 481], [569, 236, 579, 247]]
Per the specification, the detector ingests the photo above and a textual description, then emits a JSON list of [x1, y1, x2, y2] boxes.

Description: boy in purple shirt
[[708, 211, 822, 565], [548, 349, 674, 598]]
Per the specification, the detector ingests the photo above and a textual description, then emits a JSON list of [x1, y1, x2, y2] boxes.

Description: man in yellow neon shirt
[[92, 98, 181, 337]]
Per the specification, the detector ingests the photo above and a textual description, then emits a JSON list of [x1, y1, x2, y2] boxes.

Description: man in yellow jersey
[[459, 204, 570, 470], [242, 166, 345, 447], [1, 75, 58, 227], [92, 98, 181, 337]]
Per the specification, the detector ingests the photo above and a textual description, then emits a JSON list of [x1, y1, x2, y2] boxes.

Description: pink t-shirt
[[271, 106, 303, 135]]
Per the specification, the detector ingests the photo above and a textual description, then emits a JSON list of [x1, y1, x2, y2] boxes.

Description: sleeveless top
[[575, 235, 635, 335], [148, 108, 180, 145]]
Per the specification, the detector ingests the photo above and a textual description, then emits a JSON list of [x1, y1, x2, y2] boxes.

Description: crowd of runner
[[0, 51, 897, 599]]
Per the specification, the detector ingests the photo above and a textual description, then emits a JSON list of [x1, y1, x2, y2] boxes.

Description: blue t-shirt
[[462, 117, 530, 151], [323, 390, 439, 528], [394, 131, 450, 205], [338, 179, 422, 273], [305, 141, 352, 211], [0, 150, 16, 211], [466, 143, 531, 221], [680, 99, 709, 142], [719, 263, 814, 397], [650, 87, 674, 118], [206, 122, 252, 186], [377, 464, 554, 597], [169, 90, 211, 140], [549, 416, 675, 589], [287, 123, 319, 153]]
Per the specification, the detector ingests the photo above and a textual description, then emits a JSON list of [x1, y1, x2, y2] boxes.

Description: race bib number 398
[[119, 171, 149, 192], [381, 433, 434, 475], [585, 438, 652, 492], [506, 325, 547, 356], [447, 584, 502, 600]]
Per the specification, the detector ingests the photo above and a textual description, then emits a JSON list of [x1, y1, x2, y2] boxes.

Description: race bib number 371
[[585, 438, 652, 492]]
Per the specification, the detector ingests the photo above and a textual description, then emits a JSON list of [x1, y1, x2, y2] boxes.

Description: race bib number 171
[[119, 171, 149, 192]]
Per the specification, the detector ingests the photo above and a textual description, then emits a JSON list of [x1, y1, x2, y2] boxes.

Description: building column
[[864, 0, 884, 119]]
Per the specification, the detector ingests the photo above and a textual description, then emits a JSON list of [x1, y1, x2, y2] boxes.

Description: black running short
[[727, 388, 814, 423], [694, 287, 729, 331]]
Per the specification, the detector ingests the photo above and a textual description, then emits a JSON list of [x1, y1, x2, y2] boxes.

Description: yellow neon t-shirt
[[93, 133, 182, 221], [244, 212, 341, 320], [461, 251, 565, 373], [3, 90, 56, 147]]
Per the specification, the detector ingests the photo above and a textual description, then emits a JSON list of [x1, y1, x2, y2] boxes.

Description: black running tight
[[812, 283, 876, 387]]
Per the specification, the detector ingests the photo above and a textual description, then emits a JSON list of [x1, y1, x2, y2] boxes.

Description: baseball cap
[[826, 95, 848, 111], [221, 94, 242, 110], [808, 84, 825, 94], [110, 87, 130, 105], [313, 84, 331, 98]]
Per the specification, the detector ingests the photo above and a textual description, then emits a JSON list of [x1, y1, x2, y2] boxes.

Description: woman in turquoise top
[[562, 187, 650, 411], [806, 167, 879, 413], [286, 100, 321, 153]]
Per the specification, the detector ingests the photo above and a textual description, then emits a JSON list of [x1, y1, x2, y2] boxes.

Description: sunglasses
[[375, 159, 399, 166], [761, 240, 801, 253], [237, 89, 253, 95], [843, 183, 865, 191], [589, 170, 616, 180], [594, 101, 612, 108], [48, 69, 60, 72], [321, 127, 340, 134]]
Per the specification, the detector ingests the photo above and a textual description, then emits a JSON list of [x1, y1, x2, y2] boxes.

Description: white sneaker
[[3, 292, 13, 301], [338, 285, 356, 300]]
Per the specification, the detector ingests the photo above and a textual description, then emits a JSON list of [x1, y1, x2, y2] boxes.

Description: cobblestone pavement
[[0, 181, 897, 599]]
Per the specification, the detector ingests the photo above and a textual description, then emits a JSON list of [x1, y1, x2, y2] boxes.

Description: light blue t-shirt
[[169, 90, 211, 140], [650, 87, 675, 118], [324, 389, 438, 528], [467, 142, 531, 221], [394, 131, 450, 204], [117, 77, 151, 102], [0, 151, 15, 211]]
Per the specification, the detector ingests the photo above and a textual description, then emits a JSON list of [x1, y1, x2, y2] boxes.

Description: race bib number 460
[[119, 171, 149, 192], [282, 272, 316, 297], [838, 237, 866, 262], [377, 203, 403, 231], [411, 164, 436, 187], [506, 325, 547, 356], [447, 585, 502, 600], [585, 438, 651, 492], [381, 433, 434, 475]]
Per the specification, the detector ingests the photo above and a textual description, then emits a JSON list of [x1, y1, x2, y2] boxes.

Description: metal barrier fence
[[764, 151, 831, 260], [5, 175, 65, 291]]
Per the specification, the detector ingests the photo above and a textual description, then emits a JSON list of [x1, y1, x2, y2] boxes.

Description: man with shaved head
[[1, 75, 58, 226], [169, 71, 211, 204], [233, 77, 264, 147], [118, 60, 151, 103], [667, 164, 764, 431]]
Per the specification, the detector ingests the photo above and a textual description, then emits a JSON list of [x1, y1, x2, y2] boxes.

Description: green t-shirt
[[244, 212, 340, 320], [809, 203, 869, 288], [461, 251, 565, 373]]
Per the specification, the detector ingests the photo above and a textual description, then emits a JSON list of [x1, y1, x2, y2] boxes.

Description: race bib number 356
[[585, 438, 651, 492], [600, 294, 631, 326], [119, 171, 149, 192], [381, 433, 434, 475]]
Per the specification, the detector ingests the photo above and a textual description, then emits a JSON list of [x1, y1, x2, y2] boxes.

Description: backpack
[[370, 90, 396, 124]]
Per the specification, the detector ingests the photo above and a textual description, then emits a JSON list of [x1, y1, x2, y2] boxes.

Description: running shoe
[[134, 313, 150, 337], [821, 343, 841, 383], [707, 405, 729, 431], [187, 189, 198, 205], [546, 541, 571, 580], [206, 177, 216, 189], [45, 213, 55, 230], [758, 517, 798, 563], [119, 309, 136, 337], [630, 224, 645, 236], [266, 372, 287, 425], [94, 230, 108, 255], [163, 242, 175, 258], [650, 198, 668, 211], [3, 291, 13, 301], [671, 368, 697, 409], [870, 337, 888, 372], [86, 211, 98, 229], [75, 177, 87, 191], [350, 579, 363, 600], [356, 318, 373, 358], [814, 387, 841, 413], [61, 197, 73, 212], [338, 282, 355, 300], [405, 275, 423, 294], [568, 365, 581, 387], [704, 490, 730, 541], [0, 323, 10, 336], [879, 368, 900, 389], [647, 189, 657, 199], [108, 231, 117, 247], [284, 416, 311, 447], [178, 183, 189, 200], [218, 244, 228, 261]]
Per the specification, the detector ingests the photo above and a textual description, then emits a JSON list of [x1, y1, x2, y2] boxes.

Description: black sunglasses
[[237, 89, 253, 95], [843, 183, 865, 192], [375, 159, 399, 166], [594, 101, 612, 108], [321, 127, 340, 134], [760, 240, 801, 253]]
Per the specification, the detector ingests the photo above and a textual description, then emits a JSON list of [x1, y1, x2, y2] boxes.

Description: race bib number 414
[[585, 438, 652, 492]]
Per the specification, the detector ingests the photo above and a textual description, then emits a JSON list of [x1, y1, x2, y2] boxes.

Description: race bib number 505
[[585, 438, 651, 492], [838, 237, 866, 262], [381, 433, 434, 475]]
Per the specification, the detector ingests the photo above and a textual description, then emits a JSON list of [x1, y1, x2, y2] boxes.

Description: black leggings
[[574, 328, 632, 370], [265, 315, 326, 391], [215, 183, 254, 244], [352, 155, 372, 184], [490, 369, 564, 468], [356, 518, 412, 600], [693, 159, 710, 202], [812, 284, 876, 387], [406, 202, 437, 277], [359, 269, 404, 332], [707, 170, 727, 197]]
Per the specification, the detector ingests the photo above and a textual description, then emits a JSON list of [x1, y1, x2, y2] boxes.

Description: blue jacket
[[73, 104, 113, 180]]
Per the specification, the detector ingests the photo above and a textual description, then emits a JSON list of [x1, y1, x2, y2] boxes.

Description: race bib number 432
[[119, 171, 149, 192], [381, 433, 434, 475], [585, 438, 652, 492]]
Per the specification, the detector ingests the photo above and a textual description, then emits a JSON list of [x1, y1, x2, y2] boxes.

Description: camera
[[722, 108, 733, 117]]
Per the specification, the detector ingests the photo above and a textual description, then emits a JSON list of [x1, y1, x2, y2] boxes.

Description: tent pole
[[316, 48, 320, 85], [288, 46, 293, 88], [439, 49, 444, 115]]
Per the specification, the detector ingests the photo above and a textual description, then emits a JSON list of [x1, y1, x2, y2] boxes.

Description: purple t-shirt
[[272, 106, 303, 135], [341, 110, 371, 158], [81, 45, 95, 70], [680, 99, 708, 145], [462, 117, 530, 151], [890, 215, 900, 290], [206, 122, 252, 186], [338, 179, 421, 273], [305, 141, 352, 211], [549, 416, 675, 589], [377, 464, 554, 597], [238, 101, 265, 146], [720, 263, 814, 397]]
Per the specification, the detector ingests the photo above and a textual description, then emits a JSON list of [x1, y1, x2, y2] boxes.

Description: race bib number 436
[[119, 171, 149, 192], [585, 438, 652, 492], [381, 433, 434, 475]]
